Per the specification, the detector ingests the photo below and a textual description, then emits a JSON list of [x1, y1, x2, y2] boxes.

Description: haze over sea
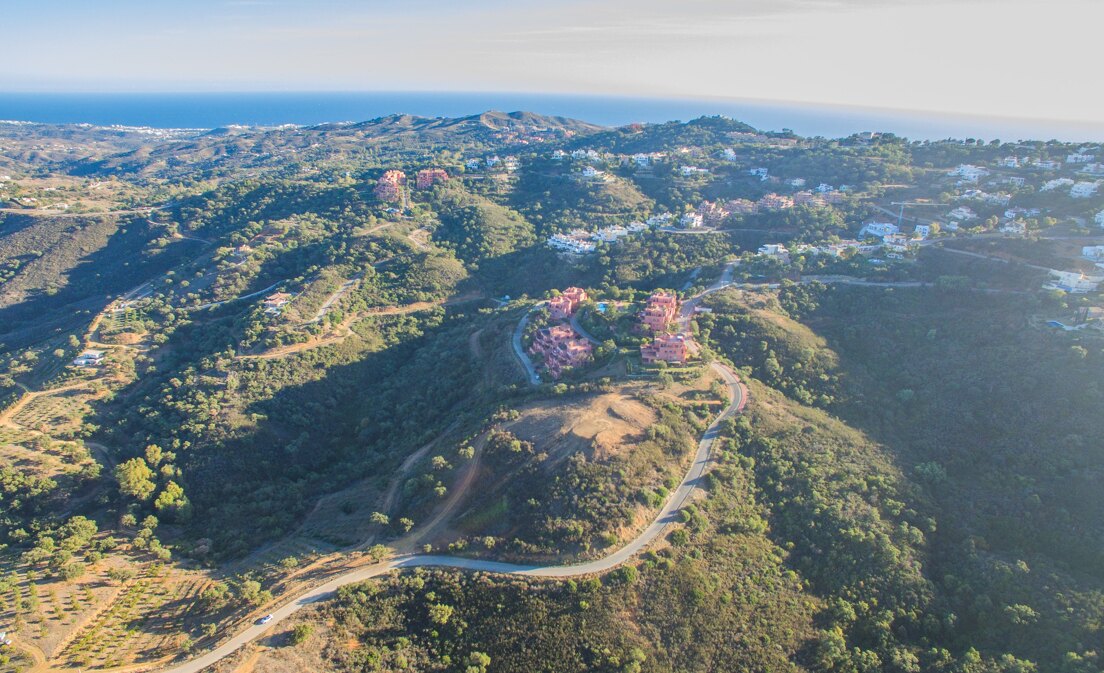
[[1, 92, 1101, 142]]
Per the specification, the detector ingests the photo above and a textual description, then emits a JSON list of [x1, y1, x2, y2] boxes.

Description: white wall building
[[548, 232, 597, 254], [1041, 178, 1074, 192], [72, 350, 105, 367], [680, 212, 704, 228], [1045, 270, 1104, 294], [949, 164, 989, 182], [757, 243, 789, 259], [859, 222, 900, 238], [1082, 246, 1104, 262], [947, 206, 977, 221], [1071, 181, 1100, 198]]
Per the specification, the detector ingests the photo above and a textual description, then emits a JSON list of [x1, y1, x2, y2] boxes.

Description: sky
[[2, 0, 1101, 123]]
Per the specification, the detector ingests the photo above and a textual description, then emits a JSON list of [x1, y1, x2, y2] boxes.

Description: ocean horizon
[[0, 91, 1101, 142]]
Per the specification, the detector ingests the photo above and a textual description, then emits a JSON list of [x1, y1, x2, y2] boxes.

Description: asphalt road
[[159, 361, 745, 673], [511, 303, 543, 385]]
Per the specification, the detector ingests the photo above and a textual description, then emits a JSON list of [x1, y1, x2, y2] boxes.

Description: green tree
[[115, 457, 155, 501]]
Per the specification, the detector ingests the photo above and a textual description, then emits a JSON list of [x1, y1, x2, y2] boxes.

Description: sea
[[0, 91, 1101, 142]]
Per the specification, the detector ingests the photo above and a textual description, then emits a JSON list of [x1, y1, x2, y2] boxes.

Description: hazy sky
[[2, 0, 1101, 122]]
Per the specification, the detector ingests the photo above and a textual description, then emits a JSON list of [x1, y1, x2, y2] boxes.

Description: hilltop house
[[263, 292, 293, 315], [549, 287, 589, 320], [640, 332, 691, 365], [72, 350, 105, 367], [641, 291, 679, 332], [529, 324, 593, 379]]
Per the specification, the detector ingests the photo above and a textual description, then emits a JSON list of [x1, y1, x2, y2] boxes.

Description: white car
[[257, 615, 273, 625]]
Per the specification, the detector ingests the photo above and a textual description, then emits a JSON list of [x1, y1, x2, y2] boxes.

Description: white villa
[[1045, 270, 1104, 294], [947, 206, 977, 221], [1082, 246, 1104, 262], [1042, 178, 1075, 192], [680, 212, 704, 228], [548, 232, 597, 254], [949, 164, 989, 182], [859, 222, 899, 239], [757, 243, 789, 259], [72, 350, 106, 367]]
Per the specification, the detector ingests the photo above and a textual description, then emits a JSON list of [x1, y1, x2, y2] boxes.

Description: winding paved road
[[159, 362, 745, 673], [511, 303, 543, 385]]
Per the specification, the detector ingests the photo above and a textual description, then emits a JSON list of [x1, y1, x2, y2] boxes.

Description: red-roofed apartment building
[[374, 170, 406, 202], [415, 168, 449, 189], [529, 324, 593, 378], [548, 287, 588, 320], [641, 290, 679, 332], [640, 332, 691, 365]]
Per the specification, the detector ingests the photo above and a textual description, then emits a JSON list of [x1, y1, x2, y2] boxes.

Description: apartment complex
[[640, 333, 690, 365], [373, 170, 406, 202], [415, 168, 449, 189], [549, 287, 588, 320], [641, 290, 679, 332], [529, 324, 593, 379]]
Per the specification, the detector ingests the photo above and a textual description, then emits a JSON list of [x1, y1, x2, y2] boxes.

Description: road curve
[[160, 362, 745, 673], [511, 303, 543, 385]]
